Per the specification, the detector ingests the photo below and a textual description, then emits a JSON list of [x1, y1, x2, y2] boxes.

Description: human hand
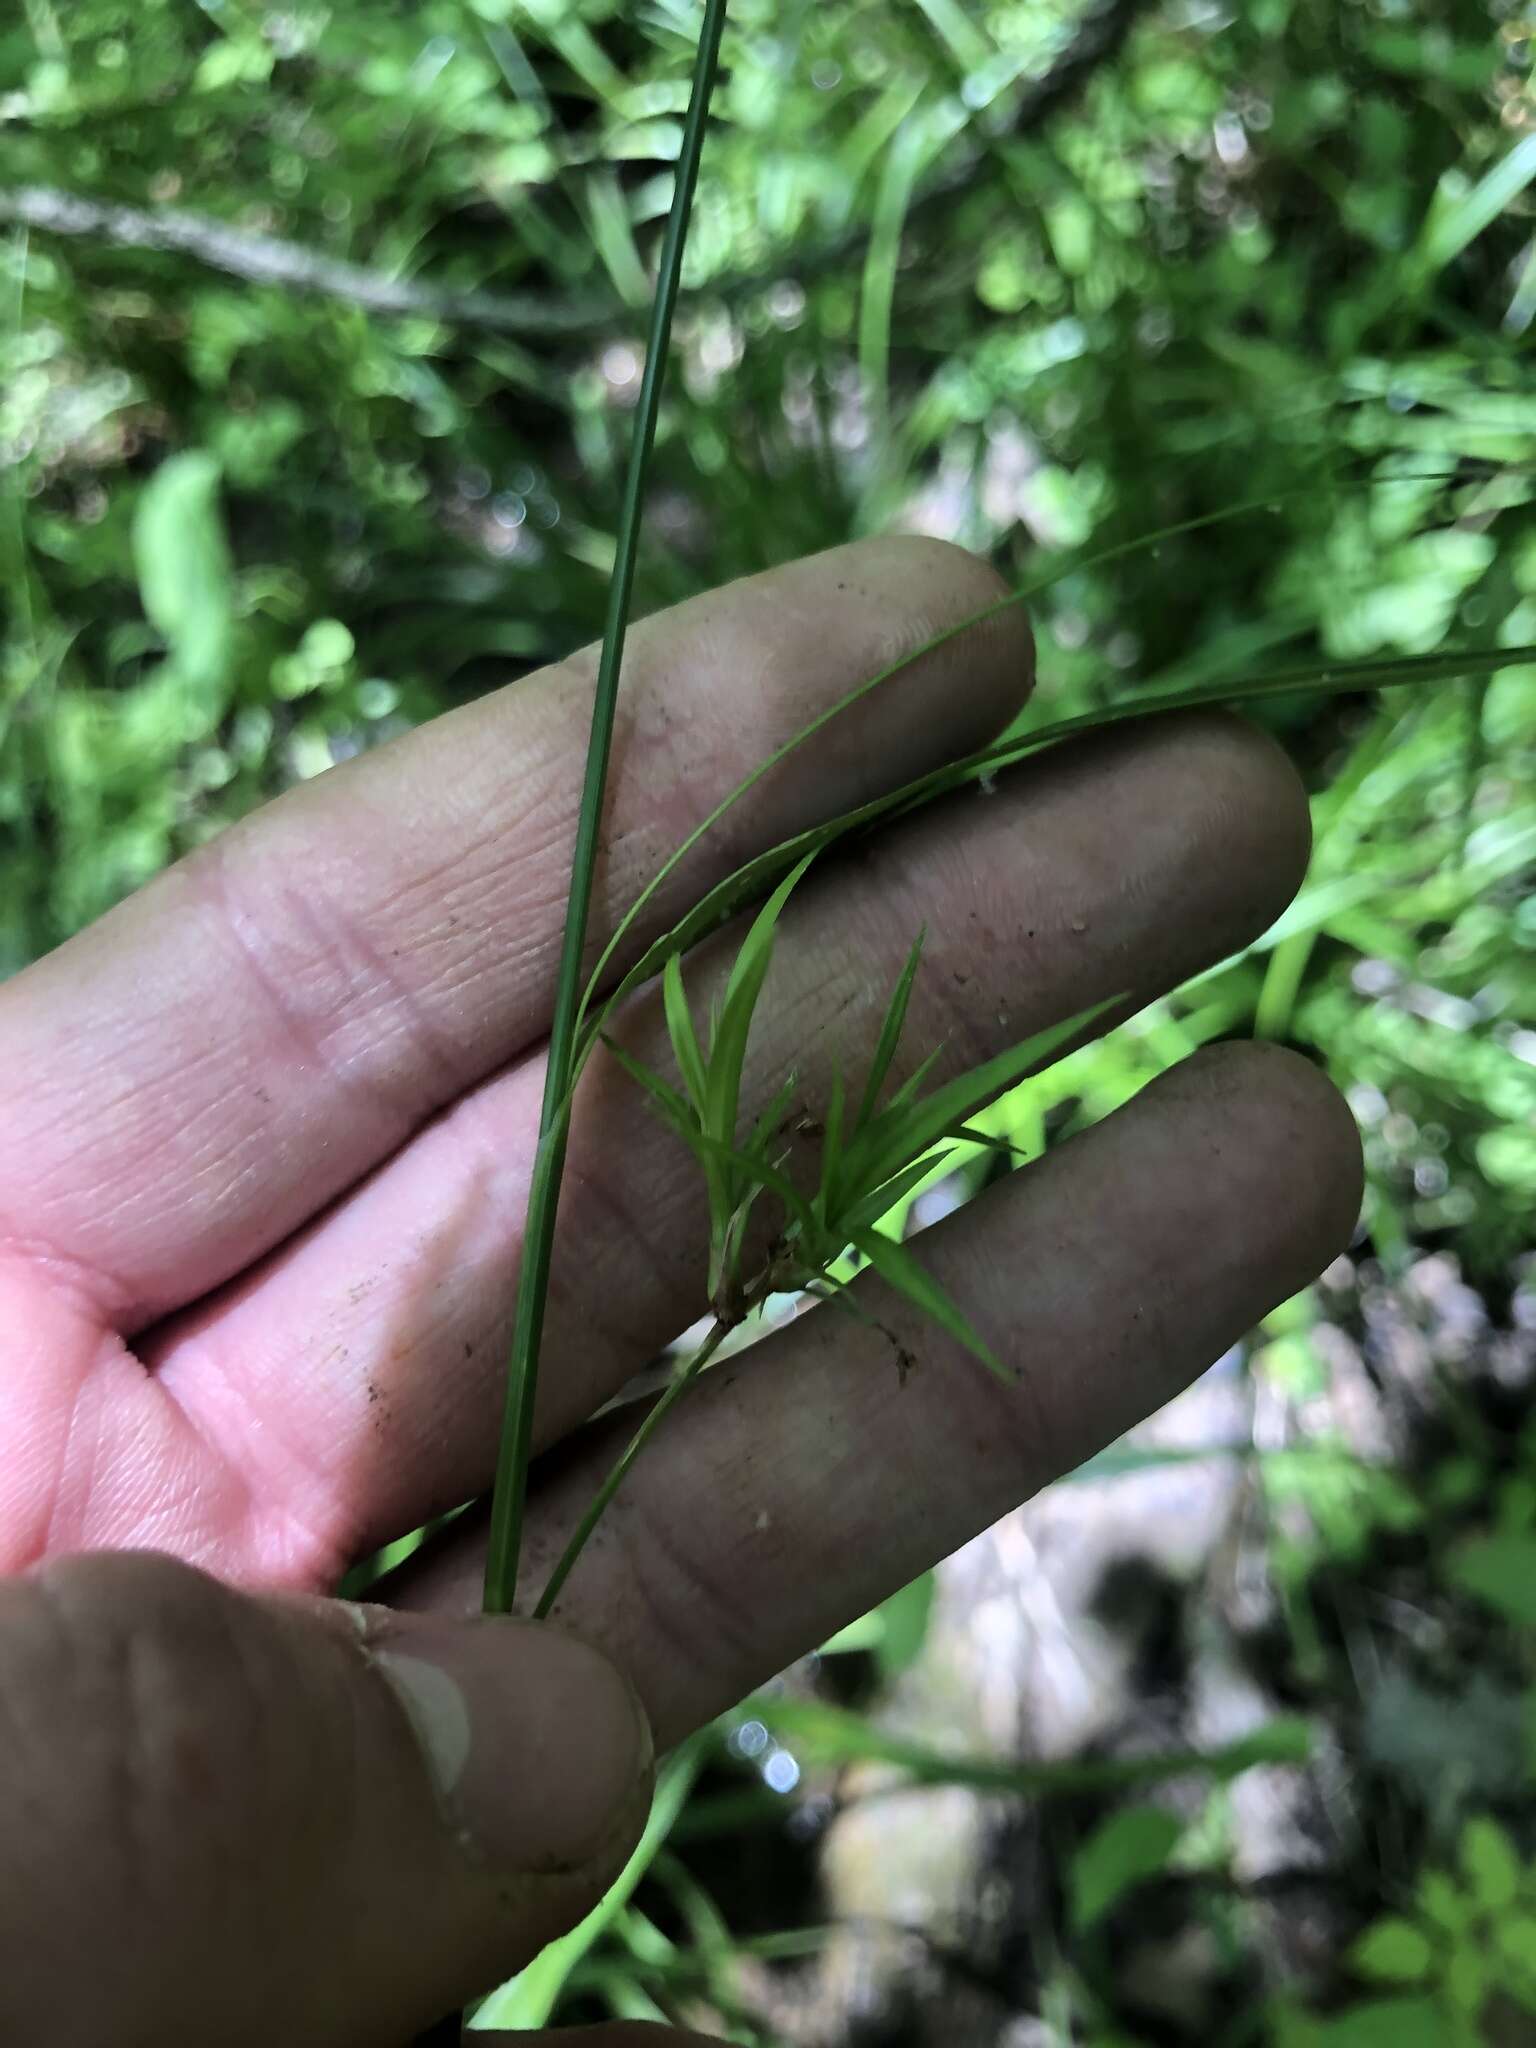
[[0, 539, 1361, 2039]]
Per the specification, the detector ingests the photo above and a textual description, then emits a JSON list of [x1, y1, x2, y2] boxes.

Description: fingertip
[[1165, 1039, 1364, 1278], [1118, 708, 1314, 933], [872, 532, 1035, 716], [818, 534, 1034, 742]]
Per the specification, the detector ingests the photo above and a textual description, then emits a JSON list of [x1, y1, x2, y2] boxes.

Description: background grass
[[4, 0, 1536, 2040]]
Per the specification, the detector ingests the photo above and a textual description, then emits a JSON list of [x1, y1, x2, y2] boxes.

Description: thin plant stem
[[534, 1317, 733, 1620], [571, 490, 1293, 1048], [482, 0, 730, 1618], [569, 463, 1508, 1072]]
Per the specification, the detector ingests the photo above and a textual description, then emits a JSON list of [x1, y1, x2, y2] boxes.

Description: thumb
[[0, 1552, 652, 2047]]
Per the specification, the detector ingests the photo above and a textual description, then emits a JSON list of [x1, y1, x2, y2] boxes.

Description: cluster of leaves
[[1277, 1818, 1536, 2047], [4, 0, 1534, 1257], [607, 855, 1102, 1361]]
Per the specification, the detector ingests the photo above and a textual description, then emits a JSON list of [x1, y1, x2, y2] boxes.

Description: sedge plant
[[480, 0, 1536, 1630]]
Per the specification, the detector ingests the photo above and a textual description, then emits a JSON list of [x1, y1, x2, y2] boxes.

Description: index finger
[[0, 539, 1028, 1326]]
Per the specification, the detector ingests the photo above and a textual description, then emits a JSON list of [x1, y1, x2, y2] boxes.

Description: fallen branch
[[0, 183, 606, 336], [0, 0, 1150, 337]]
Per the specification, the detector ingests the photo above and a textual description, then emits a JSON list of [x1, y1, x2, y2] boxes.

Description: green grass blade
[[535, 1316, 734, 1618], [578, 636, 1536, 1076], [720, 1697, 1311, 1798], [601, 1034, 699, 1140], [847, 1223, 1008, 1382], [845, 1000, 1115, 1201], [702, 851, 815, 1166], [571, 491, 1336, 1056], [471, 1744, 704, 2028], [481, 0, 729, 1618], [840, 1145, 959, 1236], [856, 932, 925, 1134], [816, 1064, 847, 1224], [880, 1043, 946, 1119], [746, 1070, 800, 1156], [662, 952, 708, 1111]]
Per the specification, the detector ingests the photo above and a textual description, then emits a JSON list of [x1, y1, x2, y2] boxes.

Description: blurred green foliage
[[3, 0, 1534, 1272]]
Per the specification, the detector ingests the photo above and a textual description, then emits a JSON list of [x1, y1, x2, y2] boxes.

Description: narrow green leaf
[[482, 0, 729, 1618], [703, 852, 815, 1165], [1070, 1806, 1183, 1933], [1416, 130, 1536, 274], [601, 1036, 703, 1148], [881, 1043, 946, 1121], [601, 1039, 746, 1303], [817, 1065, 847, 1223], [860, 118, 929, 423], [662, 953, 708, 1111], [578, 636, 1536, 1085], [746, 1070, 800, 1156], [841, 1146, 958, 1236], [856, 932, 925, 1134], [574, 492, 1325, 1057], [947, 1122, 1036, 1157], [846, 1001, 1115, 1202], [847, 1223, 1009, 1382], [473, 1746, 704, 2027], [614, 1068, 822, 1241]]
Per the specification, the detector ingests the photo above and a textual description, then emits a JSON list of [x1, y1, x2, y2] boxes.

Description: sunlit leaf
[[1069, 1805, 1183, 1931], [1351, 1918, 1434, 1984], [132, 450, 234, 700]]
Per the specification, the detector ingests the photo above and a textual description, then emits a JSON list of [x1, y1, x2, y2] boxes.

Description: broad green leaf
[[1417, 1870, 1472, 1939], [1351, 1918, 1434, 1984], [1497, 1913, 1536, 1973], [1460, 1815, 1520, 1910], [131, 450, 234, 701], [847, 1223, 1007, 1381], [1445, 1533, 1536, 1629], [1299, 1999, 1444, 2048], [874, 1569, 935, 1679], [1069, 1805, 1183, 1932]]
